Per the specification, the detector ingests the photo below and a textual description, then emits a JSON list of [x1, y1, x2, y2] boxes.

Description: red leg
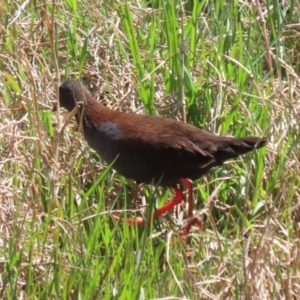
[[113, 187, 184, 226], [114, 178, 204, 235], [152, 187, 184, 216], [113, 215, 143, 225], [180, 178, 204, 236]]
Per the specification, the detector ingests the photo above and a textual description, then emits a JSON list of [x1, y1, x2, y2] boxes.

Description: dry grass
[[1, 0, 300, 299]]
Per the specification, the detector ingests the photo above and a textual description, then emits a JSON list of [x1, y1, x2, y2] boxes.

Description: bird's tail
[[215, 136, 267, 161]]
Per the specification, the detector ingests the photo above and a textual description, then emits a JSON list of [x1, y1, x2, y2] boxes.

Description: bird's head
[[53, 79, 90, 112]]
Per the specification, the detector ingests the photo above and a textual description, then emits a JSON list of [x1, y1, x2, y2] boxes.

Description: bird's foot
[[113, 214, 144, 226], [180, 216, 205, 238]]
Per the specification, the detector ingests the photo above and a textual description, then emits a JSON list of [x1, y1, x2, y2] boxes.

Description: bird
[[56, 79, 267, 235]]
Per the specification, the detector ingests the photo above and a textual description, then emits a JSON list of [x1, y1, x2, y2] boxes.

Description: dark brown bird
[[57, 79, 267, 234]]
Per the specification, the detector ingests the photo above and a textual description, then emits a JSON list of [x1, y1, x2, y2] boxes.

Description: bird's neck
[[75, 99, 111, 130]]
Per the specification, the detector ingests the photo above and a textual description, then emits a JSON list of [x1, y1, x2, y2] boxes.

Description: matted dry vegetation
[[1, 0, 300, 299]]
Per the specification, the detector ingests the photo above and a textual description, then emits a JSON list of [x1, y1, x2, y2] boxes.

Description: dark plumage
[[57, 79, 267, 234]]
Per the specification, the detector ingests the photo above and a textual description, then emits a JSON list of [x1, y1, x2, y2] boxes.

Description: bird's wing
[[114, 113, 217, 159]]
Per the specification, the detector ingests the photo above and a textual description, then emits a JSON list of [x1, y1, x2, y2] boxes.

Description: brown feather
[[58, 79, 267, 186]]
